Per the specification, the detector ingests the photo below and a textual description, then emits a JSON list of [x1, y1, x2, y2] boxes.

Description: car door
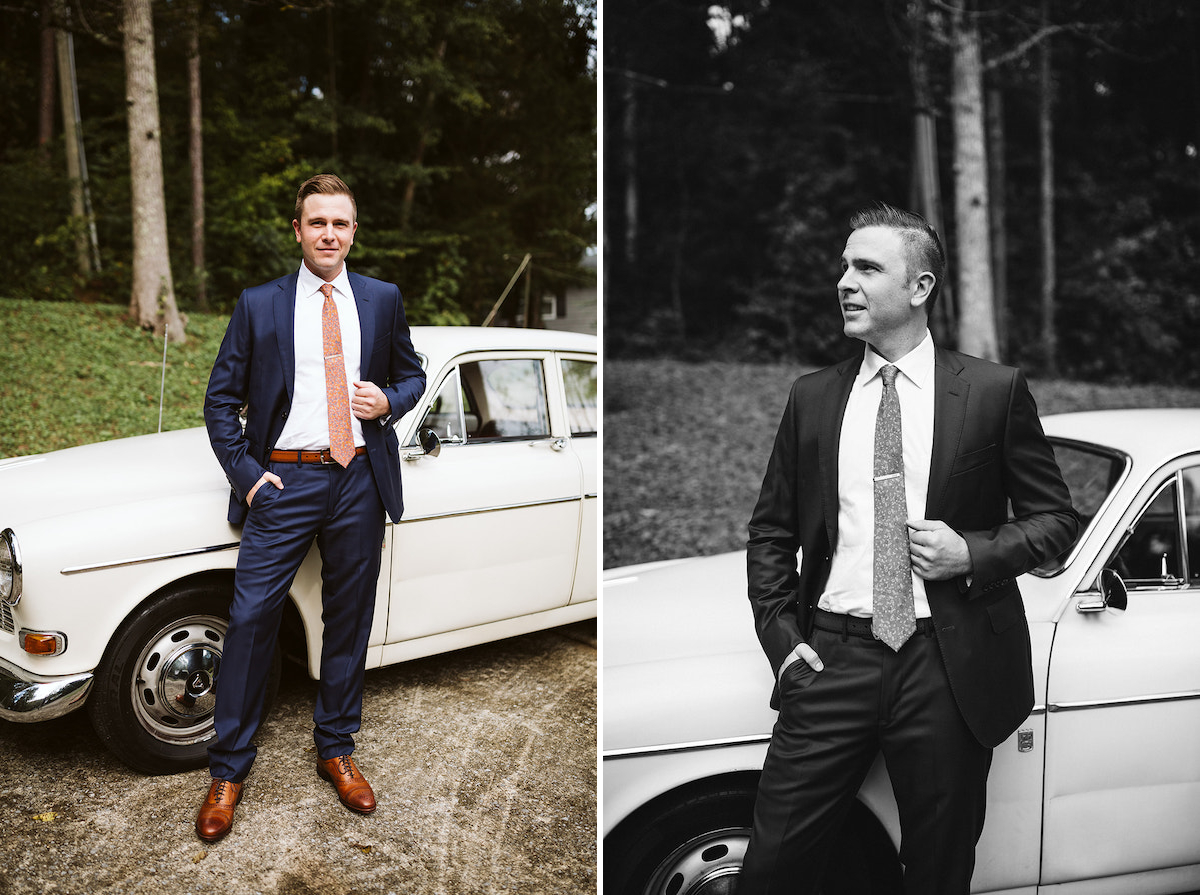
[[556, 353, 597, 605], [1042, 454, 1200, 885], [384, 351, 584, 643]]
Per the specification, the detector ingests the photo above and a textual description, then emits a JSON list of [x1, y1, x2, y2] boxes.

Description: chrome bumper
[[0, 655, 93, 722]]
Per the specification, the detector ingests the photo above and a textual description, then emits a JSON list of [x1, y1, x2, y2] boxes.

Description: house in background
[[507, 249, 597, 335]]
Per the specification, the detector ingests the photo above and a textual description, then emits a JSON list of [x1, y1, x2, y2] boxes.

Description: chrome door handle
[[530, 437, 567, 452]]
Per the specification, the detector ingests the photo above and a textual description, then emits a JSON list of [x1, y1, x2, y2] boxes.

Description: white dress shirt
[[274, 264, 366, 450], [818, 330, 936, 620]]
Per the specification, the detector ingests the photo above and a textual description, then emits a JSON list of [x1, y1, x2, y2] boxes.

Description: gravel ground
[[0, 621, 596, 895]]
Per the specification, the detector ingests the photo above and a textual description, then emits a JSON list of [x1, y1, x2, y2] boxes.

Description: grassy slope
[[603, 358, 1200, 569], [0, 299, 229, 458]]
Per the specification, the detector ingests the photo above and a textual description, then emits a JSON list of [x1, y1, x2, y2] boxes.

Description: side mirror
[[417, 427, 442, 458], [1098, 568, 1128, 611], [1077, 568, 1128, 613]]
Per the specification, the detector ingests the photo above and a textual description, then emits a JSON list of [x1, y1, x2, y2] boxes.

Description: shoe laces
[[213, 779, 231, 802], [337, 755, 356, 779]]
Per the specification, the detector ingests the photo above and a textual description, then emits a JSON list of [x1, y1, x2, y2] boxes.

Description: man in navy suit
[[196, 174, 425, 842], [739, 204, 1078, 893]]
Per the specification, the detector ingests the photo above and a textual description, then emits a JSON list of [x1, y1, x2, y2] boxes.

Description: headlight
[[0, 529, 22, 606]]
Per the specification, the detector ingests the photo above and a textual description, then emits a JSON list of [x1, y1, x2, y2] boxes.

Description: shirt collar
[[857, 330, 935, 390], [297, 263, 352, 301]]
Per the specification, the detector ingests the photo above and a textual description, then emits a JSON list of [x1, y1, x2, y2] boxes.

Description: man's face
[[837, 225, 924, 345], [293, 193, 357, 281]]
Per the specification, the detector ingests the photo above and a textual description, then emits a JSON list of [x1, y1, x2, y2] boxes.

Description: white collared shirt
[[818, 331, 936, 620], [274, 264, 366, 450]]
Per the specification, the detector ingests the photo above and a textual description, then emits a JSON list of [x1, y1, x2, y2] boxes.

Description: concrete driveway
[[0, 621, 596, 895]]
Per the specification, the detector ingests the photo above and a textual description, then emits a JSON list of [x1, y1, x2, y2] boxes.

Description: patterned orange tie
[[321, 283, 355, 468]]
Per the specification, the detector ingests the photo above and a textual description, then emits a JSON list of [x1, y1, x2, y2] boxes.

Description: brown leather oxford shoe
[[317, 754, 377, 814], [195, 778, 243, 842]]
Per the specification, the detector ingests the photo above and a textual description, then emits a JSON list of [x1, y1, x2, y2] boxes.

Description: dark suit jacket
[[747, 346, 1079, 748], [204, 270, 426, 526]]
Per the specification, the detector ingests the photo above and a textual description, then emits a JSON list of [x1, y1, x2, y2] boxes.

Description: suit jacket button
[[281, 411, 289, 419]]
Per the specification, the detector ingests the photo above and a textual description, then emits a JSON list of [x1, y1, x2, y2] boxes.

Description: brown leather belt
[[269, 446, 367, 465]]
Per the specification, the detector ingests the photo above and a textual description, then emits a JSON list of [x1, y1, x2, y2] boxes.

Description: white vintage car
[[603, 409, 1200, 895], [0, 326, 596, 775]]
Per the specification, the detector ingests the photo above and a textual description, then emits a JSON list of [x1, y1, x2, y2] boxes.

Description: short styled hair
[[294, 173, 357, 224], [849, 203, 945, 313]]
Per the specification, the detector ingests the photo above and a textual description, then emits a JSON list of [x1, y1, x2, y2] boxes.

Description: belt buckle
[[319, 450, 338, 465]]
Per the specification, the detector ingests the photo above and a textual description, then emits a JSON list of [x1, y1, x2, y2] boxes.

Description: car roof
[[409, 325, 596, 360], [1042, 408, 1200, 466]]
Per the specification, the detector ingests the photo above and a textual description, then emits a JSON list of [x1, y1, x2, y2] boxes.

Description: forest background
[[602, 1, 1200, 568], [604, 0, 1200, 385], [2, 0, 596, 334]]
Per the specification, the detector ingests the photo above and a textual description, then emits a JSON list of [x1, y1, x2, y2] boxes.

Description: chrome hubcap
[[644, 828, 749, 895], [131, 614, 226, 745]]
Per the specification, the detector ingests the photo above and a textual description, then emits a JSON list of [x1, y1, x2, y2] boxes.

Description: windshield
[[1029, 437, 1128, 577]]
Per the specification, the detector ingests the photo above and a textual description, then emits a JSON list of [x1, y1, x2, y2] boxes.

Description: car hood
[[603, 552, 779, 753], [0, 427, 226, 527]]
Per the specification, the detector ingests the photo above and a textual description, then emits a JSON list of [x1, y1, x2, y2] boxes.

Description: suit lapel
[[927, 348, 969, 520], [349, 272, 375, 377], [274, 272, 300, 404], [819, 356, 860, 551]]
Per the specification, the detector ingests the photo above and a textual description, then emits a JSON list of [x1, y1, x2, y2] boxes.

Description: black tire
[[87, 583, 281, 775], [604, 786, 901, 895]]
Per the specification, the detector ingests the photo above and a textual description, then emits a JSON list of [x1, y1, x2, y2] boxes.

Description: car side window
[[459, 359, 550, 441], [414, 368, 466, 444], [1185, 468, 1200, 585], [1108, 466, 1200, 590], [1033, 440, 1126, 576], [1114, 478, 1182, 586], [562, 359, 597, 436]]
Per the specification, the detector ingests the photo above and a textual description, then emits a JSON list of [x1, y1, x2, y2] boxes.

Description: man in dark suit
[[196, 174, 426, 842], [739, 204, 1078, 893]]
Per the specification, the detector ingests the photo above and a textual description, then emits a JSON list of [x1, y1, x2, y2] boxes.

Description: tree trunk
[[38, 0, 56, 160], [326, 2, 338, 160], [950, 1, 997, 361], [55, 5, 90, 277], [400, 39, 448, 232], [907, 0, 954, 345], [1039, 0, 1058, 376], [124, 0, 185, 342], [987, 85, 1008, 359], [188, 0, 207, 311], [622, 76, 638, 267]]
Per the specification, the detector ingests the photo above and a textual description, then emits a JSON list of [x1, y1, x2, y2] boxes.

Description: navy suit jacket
[[204, 270, 426, 526], [747, 346, 1079, 748]]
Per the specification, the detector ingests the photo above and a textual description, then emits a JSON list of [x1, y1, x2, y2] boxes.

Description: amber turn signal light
[[20, 631, 65, 656]]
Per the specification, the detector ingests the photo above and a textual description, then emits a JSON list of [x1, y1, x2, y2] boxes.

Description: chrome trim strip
[[60, 542, 241, 576], [605, 697, 1200, 762], [603, 733, 772, 760], [60, 494, 589, 571], [1047, 690, 1200, 712], [398, 495, 582, 524]]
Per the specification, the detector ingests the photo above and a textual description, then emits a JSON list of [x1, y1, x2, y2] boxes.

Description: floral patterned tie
[[871, 364, 916, 650], [321, 283, 355, 468]]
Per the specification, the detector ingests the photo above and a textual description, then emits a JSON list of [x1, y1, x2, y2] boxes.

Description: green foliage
[[0, 298, 229, 459], [605, 358, 1200, 569], [0, 0, 595, 325], [605, 0, 1200, 385]]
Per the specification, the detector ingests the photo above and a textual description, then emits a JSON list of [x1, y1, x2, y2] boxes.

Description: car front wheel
[[87, 584, 280, 775], [604, 786, 901, 895]]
